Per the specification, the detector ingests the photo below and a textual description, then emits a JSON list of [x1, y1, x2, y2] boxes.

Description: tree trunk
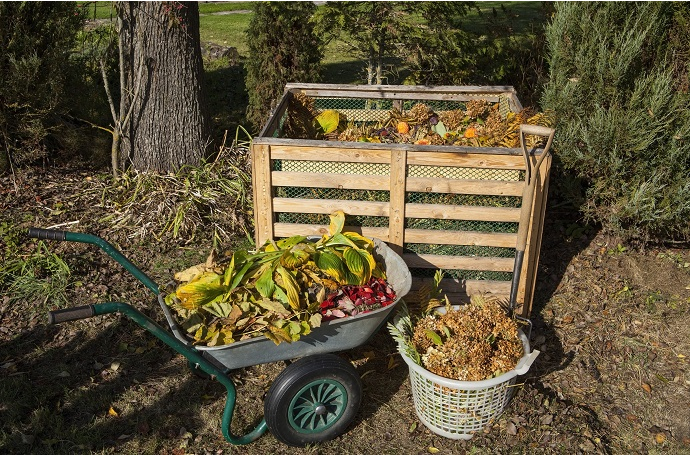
[[117, 1, 210, 173]]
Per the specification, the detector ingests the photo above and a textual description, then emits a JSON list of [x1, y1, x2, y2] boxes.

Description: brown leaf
[[642, 383, 652, 394], [505, 421, 517, 435]]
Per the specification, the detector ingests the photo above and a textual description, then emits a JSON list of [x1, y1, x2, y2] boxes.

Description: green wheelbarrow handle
[[29, 228, 269, 445]]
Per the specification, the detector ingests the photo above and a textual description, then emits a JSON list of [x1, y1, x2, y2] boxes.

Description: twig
[[46, 221, 80, 230]]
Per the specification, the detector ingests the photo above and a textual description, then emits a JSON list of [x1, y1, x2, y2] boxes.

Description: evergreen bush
[[541, 2, 690, 243], [244, 2, 323, 132], [0, 2, 85, 172]]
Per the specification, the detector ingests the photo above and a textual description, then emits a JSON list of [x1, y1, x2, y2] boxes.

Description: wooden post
[[251, 144, 274, 248], [389, 149, 407, 255]]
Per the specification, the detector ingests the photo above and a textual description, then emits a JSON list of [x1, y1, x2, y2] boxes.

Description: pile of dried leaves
[[410, 297, 524, 381], [284, 93, 555, 149], [390, 274, 525, 382]]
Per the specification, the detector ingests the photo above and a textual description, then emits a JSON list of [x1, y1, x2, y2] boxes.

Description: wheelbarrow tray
[[158, 238, 412, 370]]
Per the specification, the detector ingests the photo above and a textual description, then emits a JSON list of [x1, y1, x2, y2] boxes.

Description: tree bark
[[117, 1, 210, 173]]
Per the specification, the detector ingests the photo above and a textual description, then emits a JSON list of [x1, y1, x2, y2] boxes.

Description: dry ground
[[1, 162, 689, 454]]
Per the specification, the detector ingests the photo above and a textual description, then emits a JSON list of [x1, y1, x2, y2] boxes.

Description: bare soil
[[1, 162, 689, 454]]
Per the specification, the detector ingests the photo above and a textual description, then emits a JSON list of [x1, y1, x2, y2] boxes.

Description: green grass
[[198, 2, 254, 15], [199, 13, 251, 56], [83, 1, 254, 20], [462, 1, 548, 35]]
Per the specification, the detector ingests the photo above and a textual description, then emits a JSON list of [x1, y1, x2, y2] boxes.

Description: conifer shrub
[[541, 2, 689, 243], [244, 2, 323, 132], [0, 2, 85, 172]]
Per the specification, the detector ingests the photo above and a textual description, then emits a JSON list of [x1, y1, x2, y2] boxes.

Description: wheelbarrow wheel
[[264, 353, 362, 447]]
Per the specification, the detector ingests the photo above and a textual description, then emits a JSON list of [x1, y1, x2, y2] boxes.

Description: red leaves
[[320, 277, 396, 321]]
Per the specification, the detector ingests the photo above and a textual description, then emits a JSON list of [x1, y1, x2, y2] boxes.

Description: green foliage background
[[541, 2, 690, 243], [244, 2, 324, 131], [0, 2, 85, 171], [1, 1, 688, 245]]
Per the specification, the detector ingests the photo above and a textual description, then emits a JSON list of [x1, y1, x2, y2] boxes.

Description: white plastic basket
[[399, 329, 539, 440]]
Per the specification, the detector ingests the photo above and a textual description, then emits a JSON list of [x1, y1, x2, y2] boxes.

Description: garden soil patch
[[1, 162, 688, 454]]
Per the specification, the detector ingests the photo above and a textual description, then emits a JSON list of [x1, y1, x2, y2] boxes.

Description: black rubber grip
[[27, 228, 66, 241], [48, 305, 95, 324]]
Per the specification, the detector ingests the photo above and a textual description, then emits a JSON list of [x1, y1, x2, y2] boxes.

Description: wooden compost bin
[[251, 84, 552, 318]]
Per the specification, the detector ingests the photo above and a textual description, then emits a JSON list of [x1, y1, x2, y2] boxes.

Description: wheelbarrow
[[27, 228, 412, 447]]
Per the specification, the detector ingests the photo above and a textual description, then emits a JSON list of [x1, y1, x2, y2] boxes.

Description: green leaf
[[425, 329, 443, 346], [229, 259, 254, 290], [280, 245, 310, 269], [315, 251, 346, 282], [431, 120, 447, 137], [343, 247, 370, 284], [342, 231, 374, 249], [255, 263, 276, 299], [276, 235, 307, 249]]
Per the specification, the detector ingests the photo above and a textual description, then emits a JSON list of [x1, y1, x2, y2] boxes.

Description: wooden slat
[[403, 254, 514, 272], [271, 172, 390, 190], [272, 198, 389, 216], [273, 223, 389, 241], [284, 83, 518, 102], [411, 277, 511, 297], [270, 146, 392, 164], [406, 203, 521, 222], [407, 151, 526, 169], [253, 137, 530, 158], [407, 177, 523, 196], [405, 229, 517, 248], [258, 91, 291, 138]]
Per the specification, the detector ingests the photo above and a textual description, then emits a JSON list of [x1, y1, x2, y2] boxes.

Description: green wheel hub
[[288, 379, 348, 434]]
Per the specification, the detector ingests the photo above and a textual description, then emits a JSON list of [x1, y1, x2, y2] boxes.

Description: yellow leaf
[[343, 231, 374, 249], [315, 109, 340, 134], [256, 298, 291, 316], [343, 247, 372, 284], [108, 406, 118, 417], [309, 313, 322, 328], [174, 264, 209, 282], [328, 210, 346, 236], [276, 266, 301, 310], [387, 356, 398, 370], [428, 447, 439, 454], [175, 272, 226, 310]]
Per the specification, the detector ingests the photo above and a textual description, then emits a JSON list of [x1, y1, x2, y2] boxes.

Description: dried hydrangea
[[410, 297, 524, 381]]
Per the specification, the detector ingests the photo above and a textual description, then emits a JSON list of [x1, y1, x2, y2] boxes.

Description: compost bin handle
[[27, 228, 67, 241], [48, 305, 96, 324]]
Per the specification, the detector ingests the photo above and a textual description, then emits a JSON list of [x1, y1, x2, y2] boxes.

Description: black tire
[[264, 354, 362, 447]]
